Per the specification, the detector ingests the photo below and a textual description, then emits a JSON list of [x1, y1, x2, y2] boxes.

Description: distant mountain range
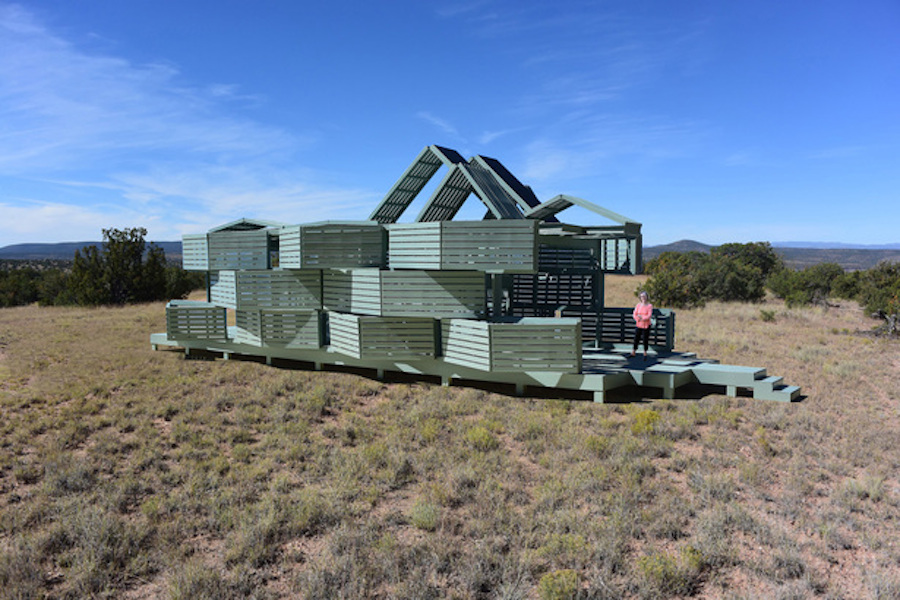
[[643, 240, 900, 271], [1, 239, 898, 271], [0, 241, 183, 261], [772, 241, 900, 250]]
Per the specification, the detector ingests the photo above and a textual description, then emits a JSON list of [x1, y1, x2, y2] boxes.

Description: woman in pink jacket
[[631, 291, 653, 359]]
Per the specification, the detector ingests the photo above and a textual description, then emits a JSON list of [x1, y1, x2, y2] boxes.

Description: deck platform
[[150, 332, 801, 403]]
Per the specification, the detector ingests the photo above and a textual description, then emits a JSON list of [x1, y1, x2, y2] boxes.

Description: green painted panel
[[235, 270, 322, 310], [166, 301, 228, 341], [328, 312, 435, 359], [388, 220, 537, 273], [209, 271, 237, 309], [279, 222, 384, 269], [207, 230, 271, 271], [261, 310, 321, 349], [442, 317, 580, 373], [235, 309, 263, 346], [323, 269, 484, 319], [182, 234, 209, 271]]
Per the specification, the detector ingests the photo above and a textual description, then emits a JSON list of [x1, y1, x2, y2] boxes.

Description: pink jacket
[[633, 302, 653, 329]]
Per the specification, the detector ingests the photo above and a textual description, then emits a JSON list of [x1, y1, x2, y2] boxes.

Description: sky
[[1, 1, 898, 248]]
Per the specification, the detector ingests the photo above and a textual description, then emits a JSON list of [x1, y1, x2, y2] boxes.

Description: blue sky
[[1, 1, 898, 247]]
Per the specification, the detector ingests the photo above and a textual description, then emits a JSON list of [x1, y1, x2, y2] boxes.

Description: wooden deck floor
[[150, 333, 801, 403]]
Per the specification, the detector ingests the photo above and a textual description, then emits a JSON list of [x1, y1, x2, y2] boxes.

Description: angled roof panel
[[416, 165, 474, 222], [472, 155, 539, 209], [524, 194, 640, 228], [463, 160, 524, 220], [369, 145, 466, 224], [473, 155, 558, 223], [208, 218, 286, 233]]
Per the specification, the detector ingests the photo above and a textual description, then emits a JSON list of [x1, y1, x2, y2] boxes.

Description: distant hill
[[643, 240, 714, 257], [3, 239, 898, 271], [772, 241, 900, 250], [0, 241, 182, 261], [644, 240, 900, 271], [774, 247, 900, 271]]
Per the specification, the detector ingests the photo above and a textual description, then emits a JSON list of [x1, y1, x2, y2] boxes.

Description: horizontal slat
[[327, 312, 436, 359], [207, 230, 271, 271], [261, 310, 321, 349], [441, 317, 580, 373], [166, 302, 228, 340], [234, 270, 322, 310], [324, 270, 484, 318], [209, 271, 237, 309], [279, 223, 384, 269], [388, 220, 537, 272]]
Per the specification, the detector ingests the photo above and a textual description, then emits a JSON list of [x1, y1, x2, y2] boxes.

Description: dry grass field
[[1, 275, 898, 599]]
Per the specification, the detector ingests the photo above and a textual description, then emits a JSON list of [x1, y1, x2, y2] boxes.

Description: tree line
[[642, 242, 900, 334], [0, 228, 204, 308]]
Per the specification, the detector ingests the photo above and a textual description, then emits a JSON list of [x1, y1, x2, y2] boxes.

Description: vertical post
[[491, 274, 504, 321]]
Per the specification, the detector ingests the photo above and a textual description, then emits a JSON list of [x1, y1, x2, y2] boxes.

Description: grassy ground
[[1, 275, 898, 599]]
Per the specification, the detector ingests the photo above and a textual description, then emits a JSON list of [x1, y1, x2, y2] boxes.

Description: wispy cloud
[[0, 9, 298, 173], [434, 1, 712, 185], [0, 199, 129, 242], [0, 3, 362, 243], [416, 111, 461, 139]]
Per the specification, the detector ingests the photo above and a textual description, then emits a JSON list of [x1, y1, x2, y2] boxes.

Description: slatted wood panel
[[442, 317, 581, 373], [235, 309, 262, 346], [509, 273, 599, 341], [166, 301, 227, 341], [209, 271, 237, 309], [261, 310, 321, 349], [207, 230, 271, 271], [327, 312, 435, 359], [537, 233, 639, 274], [279, 222, 385, 269], [387, 220, 538, 272], [235, 309, 321, 348], [323, 269, 485, 318], [538, 245, 596, 272], [596, 308, 675, 350], [235, 270, 322, 310], [599, 238, 632, 273], [182, 234, 209, 271], [386, 222, 442, 269], [210, 270, 322, 310]]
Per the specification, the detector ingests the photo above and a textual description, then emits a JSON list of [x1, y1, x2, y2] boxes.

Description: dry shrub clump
[[0, 277, 898, 598]]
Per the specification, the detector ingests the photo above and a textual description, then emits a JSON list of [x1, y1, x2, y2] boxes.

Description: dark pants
[[633, 326, 650, 353]]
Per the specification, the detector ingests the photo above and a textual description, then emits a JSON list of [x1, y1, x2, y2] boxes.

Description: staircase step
[[754, 384, 801, 402], [755, 375, 784, 392]]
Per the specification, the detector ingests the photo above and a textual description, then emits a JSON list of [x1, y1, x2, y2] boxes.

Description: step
[[754, 375, 784, 393], [693, 363, 766, 386], [754, 384, 801, 402]]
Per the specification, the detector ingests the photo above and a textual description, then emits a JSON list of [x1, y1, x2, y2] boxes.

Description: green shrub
[[538, 568, 580, 600], [857, 261, 900, 315], [767, 262, 845, 307], [408, 499, 440, 531], [643, 243, 779, 308], [584, 434, 611, 458], [465, 425, 499, 451], [631, 409, 661, 436], [636, 546, 705, 598], [643, 251, 709, 308]]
